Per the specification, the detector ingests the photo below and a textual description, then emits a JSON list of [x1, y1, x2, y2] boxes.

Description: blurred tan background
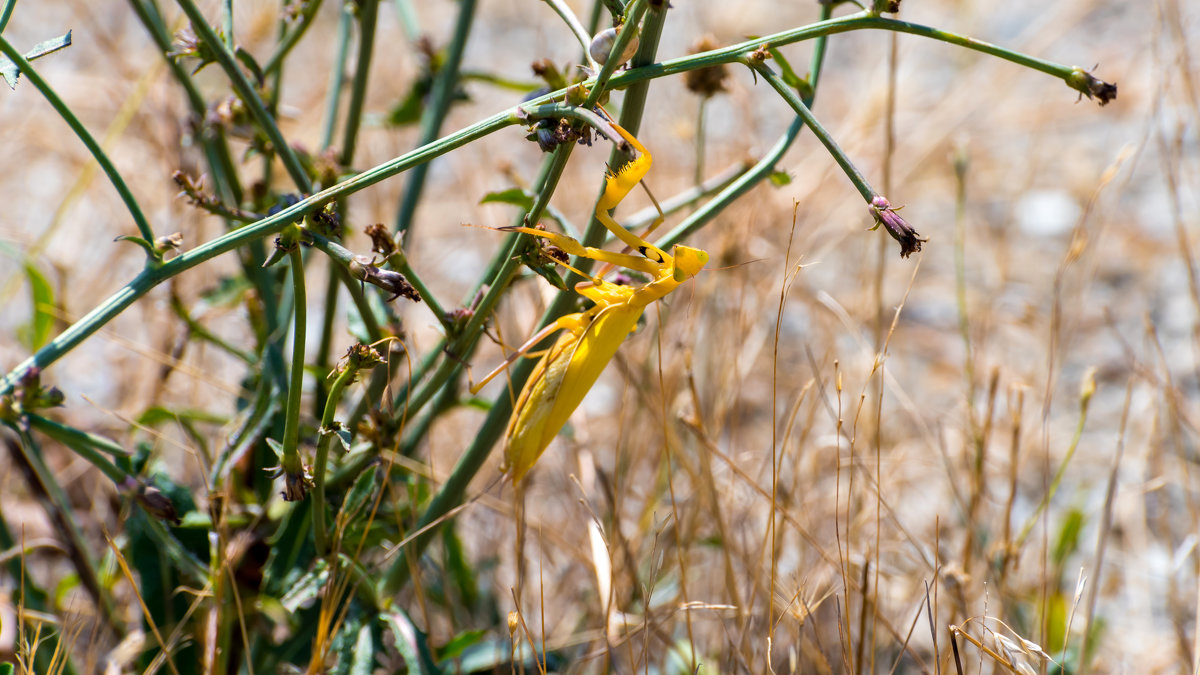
[[1, 0, 1196, 670]]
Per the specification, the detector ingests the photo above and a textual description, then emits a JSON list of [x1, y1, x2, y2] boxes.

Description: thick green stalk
[[0, 34, 155, 252], [319, 5, 354, 150], [0, 0, 15, 32], [279, 248, 309, 498]]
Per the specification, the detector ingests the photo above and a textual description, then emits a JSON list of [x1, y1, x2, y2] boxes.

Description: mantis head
[[670, 245, 709, 281]]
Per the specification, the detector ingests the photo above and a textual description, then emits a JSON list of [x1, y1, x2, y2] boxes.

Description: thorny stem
[[0, 34, 156, 255], [0, 0, 15, 33]]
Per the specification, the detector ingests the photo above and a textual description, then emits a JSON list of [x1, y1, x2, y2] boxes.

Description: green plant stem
[[543, 0, 596, 67], [306, 231, 446, 329], [2, 13, 1105, 396], [320, 5, 354, 150], [379, 146, 576, 596], [26, 414, 130, 484], [0, 0, 16, 33], [0, 105, 526, 396], [389, 253, 449, 329], [579, 0, 646, 109], [313, 364, 359, 554], [6, 428, 122, 635], [395, 0, 477, 242], [657, 17, 831, 250], [0, 34, 156, 253], [339, 0, 379, 167], [1015, 390, 1093, 547], [281, 248, 308, 481], [175, 0, 313, 193], [221, 0, 233, 50], [263, 0, 325, 78], [392, 0, 421, 43], [751, 61, 874, 201]]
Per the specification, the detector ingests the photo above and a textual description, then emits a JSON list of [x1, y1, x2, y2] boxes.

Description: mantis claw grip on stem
[[473, 108, 708, 483]]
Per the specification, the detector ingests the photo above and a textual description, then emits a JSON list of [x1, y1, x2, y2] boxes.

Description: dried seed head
[[1066, 66, 1117, 105], [684, 35, 729, 98], [282, 466, 312, 502], [364, 223, 396, 257]]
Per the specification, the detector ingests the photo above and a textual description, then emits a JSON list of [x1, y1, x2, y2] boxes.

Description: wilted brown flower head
[[1066, 67, 1117, 106], [685, 35, 729, 98], [364, 223, 396, 258]]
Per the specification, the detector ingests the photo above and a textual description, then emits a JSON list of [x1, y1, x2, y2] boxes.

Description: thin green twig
[[175, 0, 313, 193], [395, 0, 477, 241], [0, 34, 156, 254], [751, 60, 874, 201], [263, 0, 326, 78]]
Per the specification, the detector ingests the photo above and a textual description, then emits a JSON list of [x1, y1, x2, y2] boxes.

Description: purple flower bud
[[869, 195, 926, 258]]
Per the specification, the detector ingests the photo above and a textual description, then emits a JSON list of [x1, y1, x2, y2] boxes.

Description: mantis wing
[[504, 302, 645, 482]]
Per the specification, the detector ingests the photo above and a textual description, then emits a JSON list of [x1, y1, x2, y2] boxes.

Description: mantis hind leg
[[469, 312, 589, 394]]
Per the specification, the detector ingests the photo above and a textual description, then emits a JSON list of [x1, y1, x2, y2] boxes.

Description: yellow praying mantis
[[472, 108, 709, 483]]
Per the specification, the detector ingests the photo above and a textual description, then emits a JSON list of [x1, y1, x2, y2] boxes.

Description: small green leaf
[[1, 31, 72, 90], [436, 629, 486, 662], [385, 83, 426, 127], [19, 262, 55, 351], [114, 234, 156, 256], [0, 661, 15, 674], [480, 188, 534, 211], [768, 170, 792, 186], [265, 437, 285, 463], [766, 46, 803, 90], [234, 46, 265, 86], [1053, 507, 1085, 567], [347, 621, 377, 675]]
